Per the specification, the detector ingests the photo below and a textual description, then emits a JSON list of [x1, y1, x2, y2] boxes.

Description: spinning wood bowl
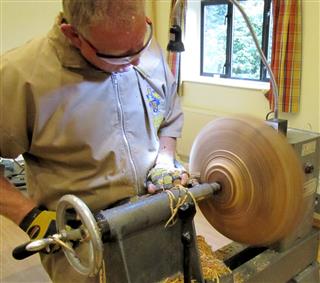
[[189, 116, 304, 246]]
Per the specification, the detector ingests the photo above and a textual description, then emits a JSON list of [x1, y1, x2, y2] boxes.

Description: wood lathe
[[13, 116, 320, 283]]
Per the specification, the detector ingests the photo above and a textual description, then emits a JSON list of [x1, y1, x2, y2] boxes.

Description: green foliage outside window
[[202, 0, 272, 81]]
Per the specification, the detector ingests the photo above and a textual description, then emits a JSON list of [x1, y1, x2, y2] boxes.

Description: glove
[[147, 160, 189, 193], [19, 207, 82, 254], [19, 207, 57, 240]]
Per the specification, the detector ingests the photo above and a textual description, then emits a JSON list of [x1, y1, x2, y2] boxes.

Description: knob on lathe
[[189, 116, 304, 246]]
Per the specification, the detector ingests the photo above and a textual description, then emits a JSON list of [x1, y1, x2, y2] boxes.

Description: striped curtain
[[267, 0, 302, 113], [167, 0, 187, 95]]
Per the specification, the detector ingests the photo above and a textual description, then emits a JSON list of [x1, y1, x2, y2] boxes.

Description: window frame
[[200, 0, 273, 82]]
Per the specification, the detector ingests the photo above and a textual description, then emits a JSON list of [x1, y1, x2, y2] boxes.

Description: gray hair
[[62, 0, 145, 35]]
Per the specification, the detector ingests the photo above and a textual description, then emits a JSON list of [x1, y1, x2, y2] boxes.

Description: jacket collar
[[47, 13, 93, 70]]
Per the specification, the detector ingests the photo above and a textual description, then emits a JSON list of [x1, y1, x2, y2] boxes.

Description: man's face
[[78, 17, 150, 73]]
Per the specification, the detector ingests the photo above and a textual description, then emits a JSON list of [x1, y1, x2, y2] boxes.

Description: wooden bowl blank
[[189, 116, 304, 246]]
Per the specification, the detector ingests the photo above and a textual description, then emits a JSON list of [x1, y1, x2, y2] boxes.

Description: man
[[0, 0, 187, 282]]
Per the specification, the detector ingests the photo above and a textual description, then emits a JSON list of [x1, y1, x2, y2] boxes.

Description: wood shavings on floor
[[163, 235, 231, 283]]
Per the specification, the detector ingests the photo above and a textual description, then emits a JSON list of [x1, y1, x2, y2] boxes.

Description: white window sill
[[182, 75, 270, 92]]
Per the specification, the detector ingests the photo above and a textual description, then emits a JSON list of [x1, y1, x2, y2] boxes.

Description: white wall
[[1, 1, 154, 53], [1, 1, 62, 53], [153, 0, 171, 56]]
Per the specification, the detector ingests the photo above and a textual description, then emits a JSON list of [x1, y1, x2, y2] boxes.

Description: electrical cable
[[265, 111, 275, 120], [228, 0, 279, 119]]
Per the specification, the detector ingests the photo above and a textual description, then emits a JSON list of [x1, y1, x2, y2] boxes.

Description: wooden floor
[[0, 211, 231, 283], [0, 216, 51, 283]]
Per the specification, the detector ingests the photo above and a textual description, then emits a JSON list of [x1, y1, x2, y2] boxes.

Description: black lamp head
[[167, 25, 185, 52]]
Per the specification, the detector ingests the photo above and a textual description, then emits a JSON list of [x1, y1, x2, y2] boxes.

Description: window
[[200, 0, 273, 81]]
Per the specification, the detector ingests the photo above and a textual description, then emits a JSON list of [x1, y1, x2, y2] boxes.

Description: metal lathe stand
[[13, 128, 320, 283]]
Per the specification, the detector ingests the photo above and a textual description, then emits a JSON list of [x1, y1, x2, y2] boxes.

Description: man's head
[[61, 0, 149, 73]]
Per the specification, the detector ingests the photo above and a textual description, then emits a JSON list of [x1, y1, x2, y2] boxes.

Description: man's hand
[[17, 207, 81, 256], [19, 207, 62, 254], [147, 162, 189, 194], [19, 207, 57, 240], [147, 136, 189, 193]]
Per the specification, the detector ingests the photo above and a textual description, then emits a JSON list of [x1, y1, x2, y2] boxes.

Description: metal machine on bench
[[13, 116, 320, 283]]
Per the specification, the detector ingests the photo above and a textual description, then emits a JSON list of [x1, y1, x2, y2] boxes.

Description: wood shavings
[[163, 235, 231, 283], [164, 185, 197, 228], [234, 273, 244, 283], [163, 273, 197, 283], [197, 235, 231, 282]]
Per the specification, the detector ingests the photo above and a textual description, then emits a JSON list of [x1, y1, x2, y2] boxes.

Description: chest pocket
[[145, 85, 165, 132]]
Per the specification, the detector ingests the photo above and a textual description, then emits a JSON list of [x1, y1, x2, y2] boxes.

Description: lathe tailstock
[[13, 116, 320, 283]]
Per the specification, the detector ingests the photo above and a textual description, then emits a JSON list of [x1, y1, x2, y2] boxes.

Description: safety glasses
[[94, 21, 153, 65]]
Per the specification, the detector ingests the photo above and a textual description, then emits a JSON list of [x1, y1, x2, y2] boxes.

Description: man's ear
[[60, 23, 82, 48]]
